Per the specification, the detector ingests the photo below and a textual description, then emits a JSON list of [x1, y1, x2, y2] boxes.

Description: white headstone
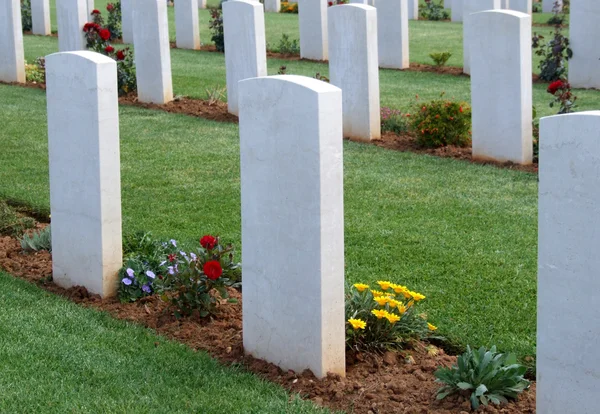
[[264, 0, 280, 12], [542, 0, 561, 13], [45, 51, 123, 298], [407, 0, 418, 19], [568, 1, 600, 89], [463, 0, 500, 75], [349, 0, 368, 4], [132, 0, 173, 104], [507, 0, 531, 14], [501, 0, 509, 8], [223, 0, 267, 115], [0, 0, 25, 83], [240, 75, 346, 379], [451, 0, 463, 21], [537, 111, 600, 414], [470, 10, 532, 164], [175, 0, 200, 50], [56, 0, 87, 52], [198, 0, 207, 7], [87, 0, 94, 18], [329, 4, 381, 141], [31, 0, 51, 35], [121, 0, 134, 43], [298, 0, 328, 60], [377, 0, 409, 69]]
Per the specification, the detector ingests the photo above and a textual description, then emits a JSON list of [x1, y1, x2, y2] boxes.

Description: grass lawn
[[0, 84, 538, 362], [0, 272, 330, 413]]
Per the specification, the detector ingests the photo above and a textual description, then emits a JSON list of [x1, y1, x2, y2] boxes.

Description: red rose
[[83, 22, 96, 32], [200, 235, 217, 250], [92, 9, 100, 14], [105, 45, 114, 53], [548, 80, 564, 95], [107, 3, 114, 11], [459, 106, 463, 113], [328, 1, 333, 5], [203, 261, 223, 280], [99, 28, 111, 40], [116, 50, 126, 60], [168, 253, 177, 263]]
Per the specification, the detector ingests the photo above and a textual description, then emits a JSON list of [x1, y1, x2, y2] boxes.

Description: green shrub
[[277, 34, 300, 55], [0, 201, 35, 238], [346, 281, 437, 352], [435, 345, 530, 410], [429, 52, 452, 67], [381, 107, 410, 135], [25, 58, 45, 84], [209, 7, 224, 52], [105, 2, 122, 40], [21, 0, 32, 32], [279, 1, 298, 13], [532, 3, 571, 82], [409, 96, 471, 148], [420, 0, 449, 20], [20, 225, 51, 252]]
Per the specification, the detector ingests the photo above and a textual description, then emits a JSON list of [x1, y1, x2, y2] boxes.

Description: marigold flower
[[203, 260, 223, 280], [377, 281, 392, 291], [385, 313, 400, 324], [371, 309, 387, 319], [428, 323, 438, 331], [348, 318, 366, 330], [373, 296, 389, 306], [353, 283, 369, 292], [371, 290, 384, 297]]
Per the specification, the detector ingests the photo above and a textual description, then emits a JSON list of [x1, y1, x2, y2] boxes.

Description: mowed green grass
[[0, 84, 538, 362], [0, 272, 331, 413], [41, 0, 564, 70]]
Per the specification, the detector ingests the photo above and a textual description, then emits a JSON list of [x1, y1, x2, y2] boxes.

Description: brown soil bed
[[0, 231, 536, 413]]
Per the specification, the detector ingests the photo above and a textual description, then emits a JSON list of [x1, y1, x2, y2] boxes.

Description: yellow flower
[[401, 290, 412, 299], [392, 284, 408, 294], [396, 302, 407, 314], [371, 309, 387, 319], [385, 313, 401, 324], [411, 291, 426, 301], [371, 290, 384, 297], [387, 298, 401, 309], [373, 296, 389, 306], [428, 323, 438, 331], [348, 318, 367, 330], [406, 300, 415, 309], [377, 281, 392, 291], [353, 283, 369, 292]]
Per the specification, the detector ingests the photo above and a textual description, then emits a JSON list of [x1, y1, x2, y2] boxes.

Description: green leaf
[[457, 382, 473, 390], [475, 384, 488, 397]]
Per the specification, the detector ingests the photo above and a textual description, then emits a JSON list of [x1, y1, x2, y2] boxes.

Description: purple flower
[[190, 252, 197, 261], [122, 278, 132, 286], [146, 270, 156, 279], [180, 251, 187, 258], [159, 260, 167, 266], [170, 239, 177, 247], [142, 284, 151, 293], [126, 268, 135, 278], [168, 266, 175, 275]]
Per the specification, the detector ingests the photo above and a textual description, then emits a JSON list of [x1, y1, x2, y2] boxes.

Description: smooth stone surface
[[240, 75, 346, 379], [329, 4, 381, 141], [470, 10, 532, 164], [407, 0, 418, 19], [223, 0, 267, 115], [198, 0, 206, 7], [0, 0, 25, 83], [377, 0, 409, 69], [121, 0, 134, 43], [451, 0, 463, 21], [537, 111, 600, 414], [175, 0, 200, 50], [507, 0, 531, 14], [349, 0, 368, 4], [132, 0, 173, 104], [87, 0, 94, 18], [298, 0, 328, 60], [568, 1, 600, 89], [264, 0, 280, 12], [542, 0, 561, 13], [463, 0, 500, 75], [57, 0, 87, 52], [501, 0, 509, 8], [31, 0, 51, 35], [45, 51, 123, 298]]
